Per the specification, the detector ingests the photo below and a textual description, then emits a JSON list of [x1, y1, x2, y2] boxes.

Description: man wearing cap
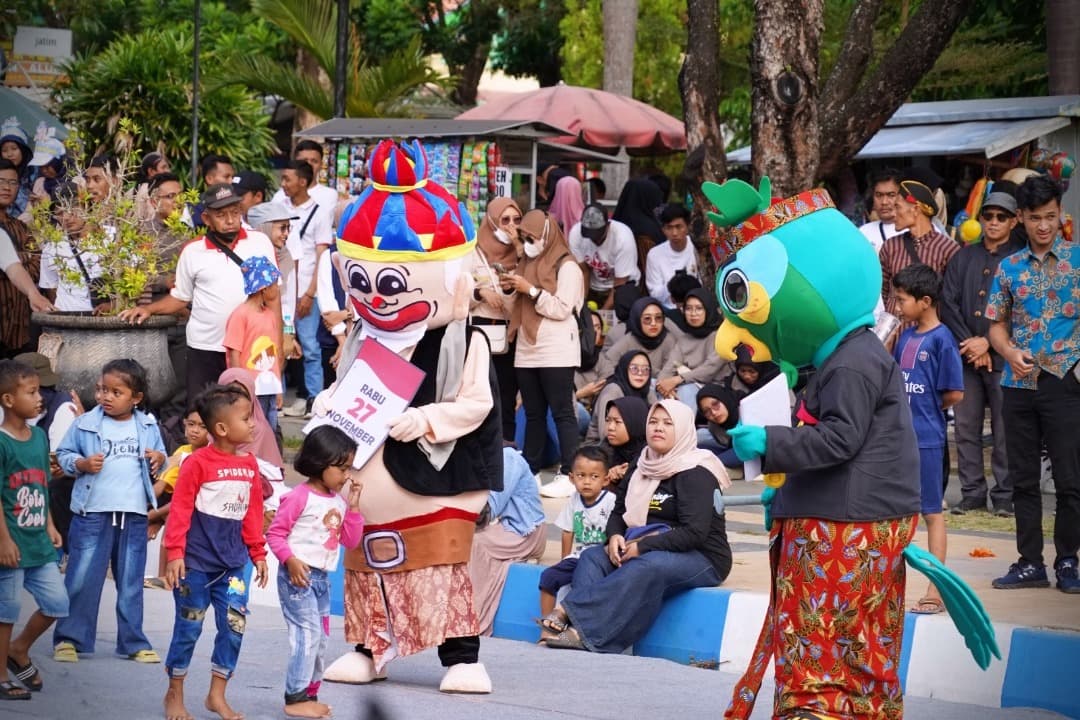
[[879, 176, 959, 322], [568, 202, 641, 310], [120, 183, 277, 400], [234, 171, 269, 218], [941, 191, 1024, 517]]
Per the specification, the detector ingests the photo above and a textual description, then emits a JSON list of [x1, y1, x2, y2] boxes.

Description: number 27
[[347, 398, 377, 422]]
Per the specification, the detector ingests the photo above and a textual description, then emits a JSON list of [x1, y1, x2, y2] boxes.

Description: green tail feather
[[903, 545, 1002, 670]]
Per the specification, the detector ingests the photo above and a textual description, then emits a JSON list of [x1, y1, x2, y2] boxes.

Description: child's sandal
[[53, 642, 78, 663], [129, 649, 161, 663]]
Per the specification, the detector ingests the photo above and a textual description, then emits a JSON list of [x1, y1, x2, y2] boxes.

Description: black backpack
[[575, 302, 597, 370]]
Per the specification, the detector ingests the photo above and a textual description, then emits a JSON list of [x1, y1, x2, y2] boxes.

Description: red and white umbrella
[[457, 83, 686, 155]]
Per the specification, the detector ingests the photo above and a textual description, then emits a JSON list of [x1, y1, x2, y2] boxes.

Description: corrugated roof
[[727, 95, 1080, 164], [294, 118, 573, 140], [885, 95, 1080, 126]]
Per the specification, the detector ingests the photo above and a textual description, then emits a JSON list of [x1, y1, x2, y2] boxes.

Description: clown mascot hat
[[322, 139, 502, 694], [703, 178, 999, 720]]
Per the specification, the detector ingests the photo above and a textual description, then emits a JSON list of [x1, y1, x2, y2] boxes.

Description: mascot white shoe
[[323, 651, 387, 684]]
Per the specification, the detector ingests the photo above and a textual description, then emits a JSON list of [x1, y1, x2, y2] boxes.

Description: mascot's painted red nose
[[371, 296, 386, 309]]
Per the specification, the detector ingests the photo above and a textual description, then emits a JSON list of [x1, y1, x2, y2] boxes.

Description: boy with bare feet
[[162, 384, 269, 720]]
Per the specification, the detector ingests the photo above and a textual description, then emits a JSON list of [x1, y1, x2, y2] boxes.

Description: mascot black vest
[[382, 325, 504, 496]]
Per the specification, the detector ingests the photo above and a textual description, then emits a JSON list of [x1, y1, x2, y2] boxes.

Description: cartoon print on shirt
[[247, 335, 283, 396], [323, 507, 343, 550]]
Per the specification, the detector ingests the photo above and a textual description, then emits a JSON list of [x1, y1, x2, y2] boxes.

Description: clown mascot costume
[[700, 178, 998, 720], [319, 140, 502, 693]]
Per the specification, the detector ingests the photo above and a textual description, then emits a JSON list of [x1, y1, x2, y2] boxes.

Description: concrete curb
[[486, 563, 1080, 719]]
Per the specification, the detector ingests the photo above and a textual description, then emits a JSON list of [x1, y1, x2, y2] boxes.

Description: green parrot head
[[704, 177, 880, 385]]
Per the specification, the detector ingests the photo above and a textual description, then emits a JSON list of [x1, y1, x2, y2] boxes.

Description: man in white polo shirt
[[120, 183, 277, 400]]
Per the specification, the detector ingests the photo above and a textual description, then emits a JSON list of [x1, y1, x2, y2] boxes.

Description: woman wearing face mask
[[596, 296, 677, 380], [502, 209, 585, 498], [586, 351, 654, 443], [655, 289, 730, 408], [472, 197, 524, 444]]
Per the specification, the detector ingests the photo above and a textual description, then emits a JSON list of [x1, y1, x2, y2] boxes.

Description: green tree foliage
[[490, 0, 567, 87], [54, 28, 276, 172], [214, 0, 446, 119], [559, 0, 686, 119]]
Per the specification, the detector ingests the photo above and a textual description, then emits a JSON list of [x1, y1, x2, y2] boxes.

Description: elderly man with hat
[[120, 184, 278, 401], [879, 175, 960, 322], [940, 191, 1025, 516]]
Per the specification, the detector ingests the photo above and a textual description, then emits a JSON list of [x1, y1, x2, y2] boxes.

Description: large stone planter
[[32, 312, 179, 409]]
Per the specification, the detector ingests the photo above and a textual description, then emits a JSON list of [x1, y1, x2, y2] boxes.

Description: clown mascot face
[[704, 179, 998, 720], [321, 140, 502, 693]]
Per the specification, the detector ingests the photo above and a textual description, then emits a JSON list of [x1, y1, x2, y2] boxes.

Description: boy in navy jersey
[[892, 264, 964, 615], [163, 384, 267, 720]]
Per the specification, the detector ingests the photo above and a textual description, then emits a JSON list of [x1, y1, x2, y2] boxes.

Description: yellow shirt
[[159, 444, 194, 491]]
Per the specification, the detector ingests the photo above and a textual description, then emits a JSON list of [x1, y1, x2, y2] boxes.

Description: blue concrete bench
[[491, 562, 733, 666]]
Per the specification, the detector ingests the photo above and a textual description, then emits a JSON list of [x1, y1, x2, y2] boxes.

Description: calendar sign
[[303, 338, 426, 468], [492, 166, 512, 198]]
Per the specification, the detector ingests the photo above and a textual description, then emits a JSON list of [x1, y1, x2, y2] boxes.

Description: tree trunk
[[1047, 0, 1080, 95], [750, 0, 823, 197], [680, 0, 726, 251], [451, 43, 492, 106], [816, 0, 974, 180], [602, 0, 638, 198], [295, 47, 330, 130]]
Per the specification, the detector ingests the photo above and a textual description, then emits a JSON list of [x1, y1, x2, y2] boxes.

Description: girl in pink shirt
[[266, 426, 363, 718]]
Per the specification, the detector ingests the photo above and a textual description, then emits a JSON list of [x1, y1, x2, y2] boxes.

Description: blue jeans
[[259, 394, 279, 433], [675, 381, 701, 410], [0, 563, 69, 624], [53, 511, 151, 655], [294, 297, 324, 396], [697, 428, 741, 468], [165, 566, 249, 679], [277, 566, 330, 698], [562, 544, 720, 654]]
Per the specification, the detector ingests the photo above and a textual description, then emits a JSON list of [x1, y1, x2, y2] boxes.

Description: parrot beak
[[715, 319, 773, 361]]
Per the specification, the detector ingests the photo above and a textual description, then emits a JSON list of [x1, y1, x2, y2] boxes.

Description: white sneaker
[[534, 473, 543, 489], [540, 473, 575, 498], [282, 398, 307, 417]]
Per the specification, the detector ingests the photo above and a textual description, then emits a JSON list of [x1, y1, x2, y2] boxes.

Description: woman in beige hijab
[[472, 197, 524, 443], [500, 209, 584, 497]]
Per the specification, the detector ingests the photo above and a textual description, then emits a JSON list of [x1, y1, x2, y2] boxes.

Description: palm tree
[[213, 0, 448, 121]]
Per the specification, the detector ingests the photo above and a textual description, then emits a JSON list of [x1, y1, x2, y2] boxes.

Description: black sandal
[[544, 627, 587, 651], [0, 680, 30, 700], [6, 658, 41, 692], [534, 609, 568, 634]]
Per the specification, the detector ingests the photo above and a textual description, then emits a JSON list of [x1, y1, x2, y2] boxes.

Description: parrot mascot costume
[[703, 178, 999, 720], [321, 139, 502, 693]]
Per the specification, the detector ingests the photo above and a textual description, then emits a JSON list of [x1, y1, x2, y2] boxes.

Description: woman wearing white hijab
[[539, 400, 733, 652]]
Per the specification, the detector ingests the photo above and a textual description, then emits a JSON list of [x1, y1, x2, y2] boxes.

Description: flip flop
[[911, 596, 945, 615], [0, 680, 30, 700], [6, 657, 42, 691]]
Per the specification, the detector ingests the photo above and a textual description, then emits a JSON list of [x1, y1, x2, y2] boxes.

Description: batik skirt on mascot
[[701, 178, 997, 720], [318, 139, 503, 694]]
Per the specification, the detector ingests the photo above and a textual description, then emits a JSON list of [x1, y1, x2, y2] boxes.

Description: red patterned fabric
[[343, 564, 479, 671], [726, 516, 917, 720]]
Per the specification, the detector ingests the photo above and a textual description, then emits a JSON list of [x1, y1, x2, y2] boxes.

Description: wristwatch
[[528, 286, 540, 300]]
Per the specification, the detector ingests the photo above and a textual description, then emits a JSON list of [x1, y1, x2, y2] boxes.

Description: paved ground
[[6, 585, 1067, 720], [277, 412, 1079, 633]]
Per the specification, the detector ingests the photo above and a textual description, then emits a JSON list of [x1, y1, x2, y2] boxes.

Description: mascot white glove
[[387, 407, 431, 442]]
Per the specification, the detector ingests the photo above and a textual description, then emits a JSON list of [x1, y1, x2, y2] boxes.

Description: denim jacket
[[56, 406, 165, 515]]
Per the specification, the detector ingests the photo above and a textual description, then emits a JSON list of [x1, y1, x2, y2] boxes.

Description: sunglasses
[[500, 215, 522, 226], [980, 211, 1012, 222]]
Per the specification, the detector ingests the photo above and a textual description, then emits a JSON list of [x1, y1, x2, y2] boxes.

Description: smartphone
[[492, 262, 509, 275]]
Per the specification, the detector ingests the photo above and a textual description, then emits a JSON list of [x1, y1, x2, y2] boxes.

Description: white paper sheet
[[738, 373, 791, 480]]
